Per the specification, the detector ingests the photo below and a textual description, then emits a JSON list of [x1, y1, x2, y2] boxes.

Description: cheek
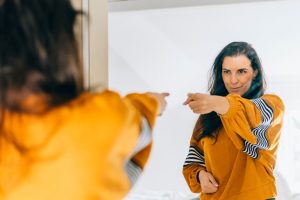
[[241, 76, 254, 89], [222, 75, 229, 85], [241, 74, 254, 84]]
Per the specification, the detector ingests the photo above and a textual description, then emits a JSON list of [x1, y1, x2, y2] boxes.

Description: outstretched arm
[[183, 93, 229, 115]]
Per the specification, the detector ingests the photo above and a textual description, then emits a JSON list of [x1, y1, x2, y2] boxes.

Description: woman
[[183, 42, 284, 200], [0, 0, 168, 199]]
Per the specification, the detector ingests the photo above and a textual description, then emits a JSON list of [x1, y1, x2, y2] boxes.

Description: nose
[[230, 74, 239, 84]]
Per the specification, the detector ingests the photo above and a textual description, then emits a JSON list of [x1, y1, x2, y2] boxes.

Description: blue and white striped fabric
[[125, 160, 143, 185], [243, 98, 274, 159], [132, 118, 152, 155], [125, 117, 152, 185], [183, 146, 206, 167]]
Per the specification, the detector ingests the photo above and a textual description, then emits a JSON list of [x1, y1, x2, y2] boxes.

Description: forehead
[[222, 55, 252, 70]]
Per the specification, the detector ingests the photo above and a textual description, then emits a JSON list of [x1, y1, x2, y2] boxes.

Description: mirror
[[108, 0, 300, 198]]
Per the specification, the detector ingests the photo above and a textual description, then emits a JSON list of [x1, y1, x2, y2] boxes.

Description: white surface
[[123, 171, 298, 199], [109, 0, 283, 12], [109, 0, 300, 195], [124, 191, 198, 200]]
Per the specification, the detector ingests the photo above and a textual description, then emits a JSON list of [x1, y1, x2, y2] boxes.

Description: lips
[[229, 87, 242, 93], [230, 87, 241, 90]]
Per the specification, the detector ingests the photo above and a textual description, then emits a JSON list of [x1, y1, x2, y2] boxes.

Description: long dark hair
[[0, 0, 83, 113], [193, 42, 266, 141], [0, 0, 83, 154]]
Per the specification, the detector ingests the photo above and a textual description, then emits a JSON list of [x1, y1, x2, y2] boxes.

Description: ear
[[253, 70, 258, 79]]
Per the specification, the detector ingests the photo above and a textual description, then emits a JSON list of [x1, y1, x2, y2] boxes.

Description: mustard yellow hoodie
[[0, 90, 159, 200], [183, 94, 284, 200]]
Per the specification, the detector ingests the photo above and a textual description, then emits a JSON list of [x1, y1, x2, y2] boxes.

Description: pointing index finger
[[161, 92, 170, 97]]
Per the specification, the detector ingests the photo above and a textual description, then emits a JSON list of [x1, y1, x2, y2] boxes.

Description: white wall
[[109, 0, 300, 195]]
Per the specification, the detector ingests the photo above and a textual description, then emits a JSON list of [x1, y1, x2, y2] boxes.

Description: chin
[[229, 91, 242, 96]]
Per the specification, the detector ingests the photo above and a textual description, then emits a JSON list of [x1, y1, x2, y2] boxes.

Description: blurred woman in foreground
[[0, 0, 168, 199]]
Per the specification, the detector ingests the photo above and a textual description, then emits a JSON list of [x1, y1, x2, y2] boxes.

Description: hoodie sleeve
[[182, 136, 206, 193], [122, 93, 159, 185], [220, 94, 284, 161]]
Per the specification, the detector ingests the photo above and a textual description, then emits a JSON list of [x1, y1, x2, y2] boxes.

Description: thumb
[[208, 174, 219, 187], [183, 98, 191, 105]]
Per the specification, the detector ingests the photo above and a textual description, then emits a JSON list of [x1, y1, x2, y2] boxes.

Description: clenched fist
[[183, 93, 229, 115], [198, 170, 219, 194]]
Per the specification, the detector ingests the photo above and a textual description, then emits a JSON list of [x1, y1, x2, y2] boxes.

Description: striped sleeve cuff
[[124, 117, 152, 186], [183, 145, 206, 168]]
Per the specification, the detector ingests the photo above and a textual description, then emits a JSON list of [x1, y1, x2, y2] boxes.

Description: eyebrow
[[222, 67, 249, 70]]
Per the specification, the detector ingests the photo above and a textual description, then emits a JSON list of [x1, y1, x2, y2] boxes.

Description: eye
[[237, 69, 247, 74], [222, 70, 230, 74]]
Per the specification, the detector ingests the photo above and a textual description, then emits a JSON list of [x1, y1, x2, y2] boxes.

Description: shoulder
[[67, 90, 131, 121], [260, 94, 285, 112], [78, 90, 125, 108]]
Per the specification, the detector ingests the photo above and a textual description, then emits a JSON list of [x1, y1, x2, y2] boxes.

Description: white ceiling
[[109, 0, 285, 12]]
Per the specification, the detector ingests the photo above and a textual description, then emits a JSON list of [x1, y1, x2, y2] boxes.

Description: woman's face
[[222, 55, 257, 96]]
